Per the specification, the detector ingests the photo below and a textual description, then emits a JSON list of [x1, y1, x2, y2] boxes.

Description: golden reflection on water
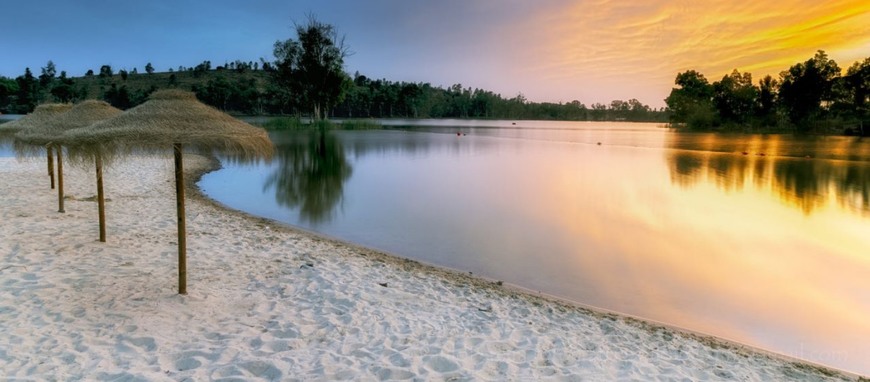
[[536, 133, 870, 372], [654, 133, 870, 371], [666, 133, 870, 215]]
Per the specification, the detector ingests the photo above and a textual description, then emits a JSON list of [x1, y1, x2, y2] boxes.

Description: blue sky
[[2, 1, 554, 101], [3, 1, 868, 108]]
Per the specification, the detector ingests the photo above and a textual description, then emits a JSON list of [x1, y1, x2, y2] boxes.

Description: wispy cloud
[[516, 0, 870, 104]]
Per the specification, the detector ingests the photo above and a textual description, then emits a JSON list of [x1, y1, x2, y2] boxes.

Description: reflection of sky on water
[[0, 141, 13, 157], [1, 115, 29, 157], [201, 123, 870, 375]]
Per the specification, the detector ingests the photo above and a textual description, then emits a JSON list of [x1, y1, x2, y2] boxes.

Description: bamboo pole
[[48, 146, 55, 189], [95, 152, 106, 242], [57, 145, 65, 213], [174, 143, 187, 294]]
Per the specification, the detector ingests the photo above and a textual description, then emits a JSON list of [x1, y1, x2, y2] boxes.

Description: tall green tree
[[840, 57, 870, 121], [103, 83, 131, 109], [39, 60, 57, 90], [272, 15, 352, 120], [15, 68, 39, 113], [627, 99, 651, 121], [665, 70, 715, 128], [0, 76, 20, 113], [145, 62, 155, 74], [756, 75, 779, 126], [99, 65, 113, 78], [50, 71, 76, 103], [778, 50, 841, 131], [712, 69, 757, 125]]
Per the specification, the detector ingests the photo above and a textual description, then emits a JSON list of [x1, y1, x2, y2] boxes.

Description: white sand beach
[[0, 154, 861, 381]]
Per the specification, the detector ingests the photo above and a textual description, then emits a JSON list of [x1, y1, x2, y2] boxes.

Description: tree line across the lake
[[0, 63, 667, 123], [666, 50, 870, 135], [0, 17, 666, 124]]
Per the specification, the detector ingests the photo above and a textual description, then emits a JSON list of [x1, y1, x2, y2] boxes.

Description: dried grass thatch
[[16, 100, 122, 158], [5, 104, 74, 193], [67, 89, 273, 160], [0, 103, 72, 138]]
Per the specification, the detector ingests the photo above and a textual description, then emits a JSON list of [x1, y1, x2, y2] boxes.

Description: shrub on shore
[[339, 119, 380, 130], [260, 117, 307, 131]]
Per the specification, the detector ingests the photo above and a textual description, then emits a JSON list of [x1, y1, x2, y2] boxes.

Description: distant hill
[[1, 63, 277, 116], [60, 67, 272, 114], [3, 63, 669, 122], [74, 69, 270, 100]]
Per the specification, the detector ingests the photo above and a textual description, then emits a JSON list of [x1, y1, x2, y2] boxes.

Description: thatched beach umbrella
[[46, 100, 123, 242], [66, 90, 273, 294], [16, 103, 98, 213], [3, 103, 72, 190]]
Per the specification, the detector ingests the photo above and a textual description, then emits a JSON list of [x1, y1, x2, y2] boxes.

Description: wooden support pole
[[48, 146, 55, 189], [57, 146, 65, 213], [174, 143, 187, 294], [96, 153, 106, 243]]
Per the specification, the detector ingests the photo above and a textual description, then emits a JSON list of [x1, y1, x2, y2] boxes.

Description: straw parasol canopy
[[66, 89, 273, 294], [69, 89, 274, 158], [43, 100, 123, 242], [4, 103, 73, 190], [0, 103, 72, 137]]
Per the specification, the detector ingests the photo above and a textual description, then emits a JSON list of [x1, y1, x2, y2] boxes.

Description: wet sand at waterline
[[0, 155, 860, 380]]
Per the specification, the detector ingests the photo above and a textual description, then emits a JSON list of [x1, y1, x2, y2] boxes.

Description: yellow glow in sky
[[519, 0, 870, 106]]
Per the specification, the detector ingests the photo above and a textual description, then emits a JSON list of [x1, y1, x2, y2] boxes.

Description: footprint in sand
[[385, 350, 411, 368], [116, 335, 157, 352], [422, 355, 460, 373], [210, 360, 282, 381], [265, 340, 293, 353], [175, 357, 201, 371], [479, 360, 513, 378], [95, 371, 150, 381], [174, 349, 223, 373], [373, 367, 415, 380], [272, 326, 300, 339]]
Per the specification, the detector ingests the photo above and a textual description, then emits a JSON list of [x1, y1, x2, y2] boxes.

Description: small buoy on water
[[512, 122, 516, 125], [741, 151, 749, 155], [457, 132, 461, 136], [597, 142, 601, 145]]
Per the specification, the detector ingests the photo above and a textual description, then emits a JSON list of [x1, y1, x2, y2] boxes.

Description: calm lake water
[[0, 115, 23, 157], [200, 120, 870, 375]]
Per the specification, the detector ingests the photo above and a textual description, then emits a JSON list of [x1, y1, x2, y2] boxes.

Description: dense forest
[[0, 61, 667, 122], [667, 51, 870, 135]]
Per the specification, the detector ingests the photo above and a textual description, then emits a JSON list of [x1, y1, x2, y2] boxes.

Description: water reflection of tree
[[772, 159, 827, 213], [264, 130, 352, 223], [666, 134, 870, 215], [667, 151, 704, 188], [708, 154, 750, 191]]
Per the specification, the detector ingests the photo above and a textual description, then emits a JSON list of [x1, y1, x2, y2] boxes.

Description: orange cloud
[[518, 0, 870, 104]]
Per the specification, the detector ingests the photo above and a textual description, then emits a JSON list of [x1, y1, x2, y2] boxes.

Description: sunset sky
[[2, 0, 868, 108]]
